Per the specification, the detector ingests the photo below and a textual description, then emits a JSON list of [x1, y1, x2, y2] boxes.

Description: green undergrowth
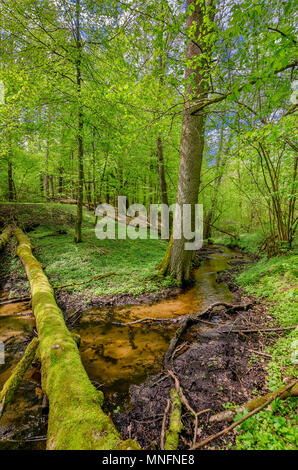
[[232, 246, 298, 450], [0, 203, 175, 298], [213, 232, 264, 255]]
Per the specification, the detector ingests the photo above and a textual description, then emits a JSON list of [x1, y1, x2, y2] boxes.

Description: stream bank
[[1, 239, 294, 450]]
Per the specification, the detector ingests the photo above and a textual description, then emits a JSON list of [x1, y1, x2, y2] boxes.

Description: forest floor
[[0, 203, 179, 311], [0, 203, 297, 450], [118, 255, 297, 450]]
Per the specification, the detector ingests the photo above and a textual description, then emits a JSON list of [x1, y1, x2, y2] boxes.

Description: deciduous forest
[[0, 0, 297, 454]]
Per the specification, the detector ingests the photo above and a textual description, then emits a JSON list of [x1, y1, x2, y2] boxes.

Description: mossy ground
[[0, 203, 176, 299]]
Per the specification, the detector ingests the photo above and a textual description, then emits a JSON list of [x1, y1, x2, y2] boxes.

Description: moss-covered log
[[14, 227, 139, 450], [164, 388, 183, 450], [209, 380, 298, 424], [0, 338, 39, 418], [0, 225, 12, 251]]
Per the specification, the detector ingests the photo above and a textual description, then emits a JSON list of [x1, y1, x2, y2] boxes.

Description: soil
[[117, 263, 274, 450], [1, 237, 275, 450]]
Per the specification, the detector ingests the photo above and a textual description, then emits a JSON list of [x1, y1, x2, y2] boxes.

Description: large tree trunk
[[14, 227, 139, 450], [160, 0, 215, 283], [74, 0, 84, 243]]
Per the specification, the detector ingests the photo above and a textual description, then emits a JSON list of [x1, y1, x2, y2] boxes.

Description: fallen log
[[0, 225, 12, 251], [0, 338, 39, 418], [209, 380, 298, 424], [164, 388, 183, 450], [14, 227, 139, 450], [191, 380, 298, 449]]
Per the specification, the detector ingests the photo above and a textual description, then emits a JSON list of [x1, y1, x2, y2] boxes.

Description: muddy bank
[[0, 244, 237, 316], [0, 243, 261, 450], [118, 280, 272, 450]]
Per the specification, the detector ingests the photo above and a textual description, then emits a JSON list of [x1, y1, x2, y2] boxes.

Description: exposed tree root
[[0, 296, 31, 305], [160, 398, 171, 450], [0, 338, 39, 419], [0, 225, 12, 251], [167, 369, 210, 448], [191, 380, 298, 450], [218, 324, 298, 334], [164, 301, 253, 367], [14, 226, 139, 450]]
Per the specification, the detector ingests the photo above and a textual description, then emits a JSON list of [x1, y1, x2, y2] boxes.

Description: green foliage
[[235, 400, 298, 450], [233, 248, 298, 450], [1, 203, 175, 297]]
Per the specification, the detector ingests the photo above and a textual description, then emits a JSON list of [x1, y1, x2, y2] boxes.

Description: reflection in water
[[0, 245, 246, 448], [75, 246, 239, 408]]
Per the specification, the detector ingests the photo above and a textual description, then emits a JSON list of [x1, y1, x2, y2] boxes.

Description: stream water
[[0, 245, 248, 449]]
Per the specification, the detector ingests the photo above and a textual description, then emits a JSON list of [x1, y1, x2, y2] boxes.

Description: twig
[[167, 370, 210, 448], [246, 348, 272, 358], [160, 399, 171, 450], [221, 324, 297, 334], [0, 296, 31, 305]]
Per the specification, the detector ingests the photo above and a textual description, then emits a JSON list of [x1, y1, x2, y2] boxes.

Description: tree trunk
[[0, 225, 12, 251], [0, 338, 39, 418], [8, 160, 14, 201], [58, 166, 63, 195], [14, 227, 139, 450], [160, 0, 215, 283], [45, 139, 50, 200], [74, 0, 84, 243]]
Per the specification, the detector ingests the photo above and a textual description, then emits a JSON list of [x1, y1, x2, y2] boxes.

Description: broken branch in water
[[191, 380, 298, 449], [0, 338, 39, 419], [0, 296, 31, 305]]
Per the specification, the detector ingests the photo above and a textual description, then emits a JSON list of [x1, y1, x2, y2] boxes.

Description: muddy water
[[0, 245, 246, 449]]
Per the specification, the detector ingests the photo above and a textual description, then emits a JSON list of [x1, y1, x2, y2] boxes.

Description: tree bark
[[0, 338, 39, 418], [0, 225, 12, 251], [160, 0, 215, 283], [8, 161, 14, 201], [74, 0, 84, 243]]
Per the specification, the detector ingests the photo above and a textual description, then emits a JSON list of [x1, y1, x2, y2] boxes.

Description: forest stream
[[0, 245, 250, 449]]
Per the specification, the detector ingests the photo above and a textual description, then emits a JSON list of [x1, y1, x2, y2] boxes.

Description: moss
[[0, 225, 12, 251], [164, 388, 183, 450], [14, 227, 140, 450], [0, 338, 39, 417]]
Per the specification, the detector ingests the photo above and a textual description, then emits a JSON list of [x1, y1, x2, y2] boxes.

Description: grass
[[232, 247, 298, 450], [0, 203, 175, 298], [213, 231, 265, 254]]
